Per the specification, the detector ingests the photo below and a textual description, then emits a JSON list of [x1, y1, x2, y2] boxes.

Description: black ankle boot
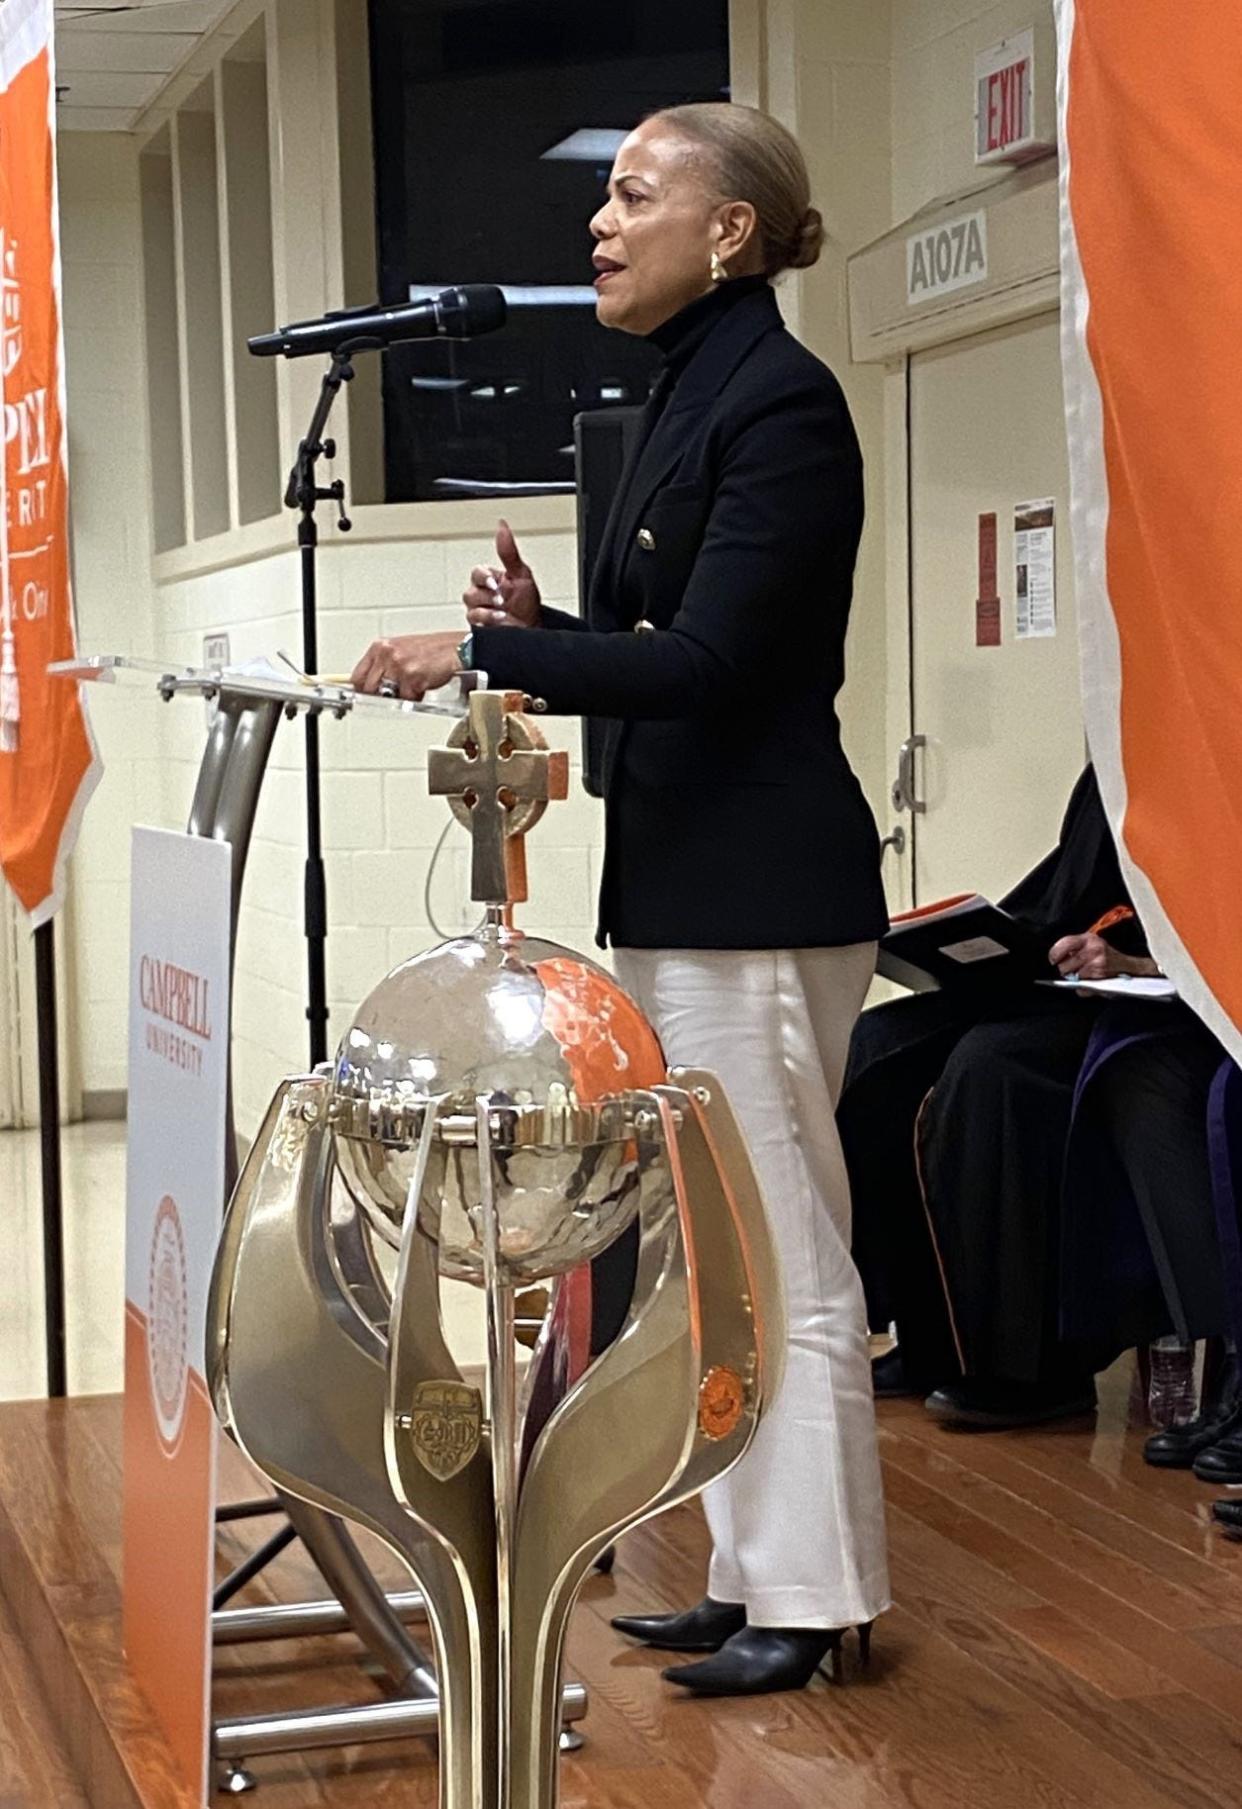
[[1192, 1425, 1242, 1484], [1211, 1498, 1242, 1538], [611, 1596, 745, 1653], [662, 1622, 874, 1697], [1145, 1392, 1242, 1468]]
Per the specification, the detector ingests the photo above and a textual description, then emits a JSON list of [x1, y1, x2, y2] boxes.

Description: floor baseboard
[[81, 1090, 126, 1122]]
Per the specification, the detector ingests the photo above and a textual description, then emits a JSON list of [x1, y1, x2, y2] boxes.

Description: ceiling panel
[[53, 0, 239, 129], [54, 1, 227, 31], [55, 31, 190, 73], [53, 67, 166, 108], [56, 105, 142, 131]]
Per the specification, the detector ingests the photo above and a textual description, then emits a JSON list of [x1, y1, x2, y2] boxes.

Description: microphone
[[248, 284, 507, 359]]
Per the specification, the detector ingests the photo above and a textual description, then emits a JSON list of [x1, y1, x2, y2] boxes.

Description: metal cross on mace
[[427, 690, 569, 907]]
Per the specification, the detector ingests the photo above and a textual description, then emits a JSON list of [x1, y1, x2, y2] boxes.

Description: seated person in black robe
[[1063, 1016, 1238, 1472], [839, 766, 1181, 1428]]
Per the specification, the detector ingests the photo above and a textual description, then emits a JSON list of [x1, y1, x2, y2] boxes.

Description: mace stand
[[211, 1060, 782, 1809], [166, 668, 598, 1795], [169, 666, 478, 1792], [50, 658, 583, 1794], [208, 687, 787, 1809]]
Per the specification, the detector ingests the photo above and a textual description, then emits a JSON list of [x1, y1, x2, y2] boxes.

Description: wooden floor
[[2, 1359, 1241, 1807]]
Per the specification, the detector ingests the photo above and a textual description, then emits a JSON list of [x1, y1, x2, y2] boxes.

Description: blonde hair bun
[[649, 102, 822, 280], [789, 207, 825, 271]]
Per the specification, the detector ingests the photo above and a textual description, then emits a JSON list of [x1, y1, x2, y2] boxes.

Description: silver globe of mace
[[208, 688, 785, 1809]]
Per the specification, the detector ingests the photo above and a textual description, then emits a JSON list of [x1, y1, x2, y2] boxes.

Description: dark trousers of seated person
[[1062, 1016, 1228, 1353], [842, 990, 1105, 1394]]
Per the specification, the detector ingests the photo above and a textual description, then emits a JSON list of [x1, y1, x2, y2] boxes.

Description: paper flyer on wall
[[1014, 497, 1056, 639]]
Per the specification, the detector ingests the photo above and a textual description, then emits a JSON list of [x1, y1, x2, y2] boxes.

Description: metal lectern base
[[212, 1682, 589, 1772], [218, 1760, 258, 1795], [211, 1581, 589, 1790], [213, 1586, 428, 1646]]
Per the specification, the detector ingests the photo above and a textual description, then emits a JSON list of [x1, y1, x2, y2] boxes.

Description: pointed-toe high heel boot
[[611, 1596, 746, 1653], [662, 1621, 874, 1696]]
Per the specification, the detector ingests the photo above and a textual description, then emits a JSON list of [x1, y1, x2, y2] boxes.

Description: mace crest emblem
[[409, 1380, 483, 1481]]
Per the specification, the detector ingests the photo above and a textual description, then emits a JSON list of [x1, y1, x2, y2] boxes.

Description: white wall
[[892, 0, 1055, 219], [151, 526, 598, 1135], [782, 1, 894, 838], [58, 133, 166, 1100]]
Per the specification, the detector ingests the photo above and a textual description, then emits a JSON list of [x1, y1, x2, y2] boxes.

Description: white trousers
[[613, 945, 891, 1629]]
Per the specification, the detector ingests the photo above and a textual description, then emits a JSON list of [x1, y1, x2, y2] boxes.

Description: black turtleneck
[[646, 274, 771, 385]]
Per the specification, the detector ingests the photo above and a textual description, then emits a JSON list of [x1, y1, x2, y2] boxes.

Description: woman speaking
[[352, 102, 890, 1698]]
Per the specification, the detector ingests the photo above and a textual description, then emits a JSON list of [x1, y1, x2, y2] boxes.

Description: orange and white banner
[[1057, 1, 1242, 1060], [0, 0, 99, 923], [125, 829, 231, 1803]]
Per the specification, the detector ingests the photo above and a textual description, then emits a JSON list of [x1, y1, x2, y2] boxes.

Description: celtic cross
[[427, 690, 568, 906]]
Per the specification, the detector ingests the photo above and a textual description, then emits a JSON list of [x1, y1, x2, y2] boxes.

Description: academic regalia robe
[[1206, 1061, 1242, 1355], [841, 767, 1148, 1390], [1060, 1008, 1230, 1350]]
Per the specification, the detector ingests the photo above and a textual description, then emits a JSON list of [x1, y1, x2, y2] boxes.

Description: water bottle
[[1148, 1337, 1198, 1428]]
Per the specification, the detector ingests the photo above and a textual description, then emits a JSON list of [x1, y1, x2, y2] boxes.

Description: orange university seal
[[698, 1366, 746, 1442]]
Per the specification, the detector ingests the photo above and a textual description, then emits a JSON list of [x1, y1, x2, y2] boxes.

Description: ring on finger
[[378, 676, 399, 698]]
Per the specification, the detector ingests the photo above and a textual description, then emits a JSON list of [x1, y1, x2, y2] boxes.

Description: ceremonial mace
[[208, 689, 785, 1808]]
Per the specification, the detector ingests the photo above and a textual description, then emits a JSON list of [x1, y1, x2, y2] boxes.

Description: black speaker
[[574, 406, 644, 797]]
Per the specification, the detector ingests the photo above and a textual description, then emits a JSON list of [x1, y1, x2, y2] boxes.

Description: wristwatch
[[456, 632, 474, 672]]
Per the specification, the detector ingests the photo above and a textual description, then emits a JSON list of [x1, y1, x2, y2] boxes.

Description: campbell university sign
[[139, 954, 215, 1077]]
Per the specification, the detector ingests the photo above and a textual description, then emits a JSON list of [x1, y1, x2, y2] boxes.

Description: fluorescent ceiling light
[[540, 128, 628, 163]]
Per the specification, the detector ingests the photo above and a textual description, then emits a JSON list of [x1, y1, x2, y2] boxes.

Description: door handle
[[880, 825, 906, 857], [891, 735, 926, 815]]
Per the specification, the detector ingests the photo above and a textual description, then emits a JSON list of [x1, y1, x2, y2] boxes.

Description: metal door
[[895, 311, 1085, 905]]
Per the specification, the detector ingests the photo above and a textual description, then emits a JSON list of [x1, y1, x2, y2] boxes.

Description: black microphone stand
[[283, 351, 355, 1068]]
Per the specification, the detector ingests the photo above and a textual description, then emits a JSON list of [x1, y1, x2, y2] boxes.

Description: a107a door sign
[[906, 210, 988, 306]]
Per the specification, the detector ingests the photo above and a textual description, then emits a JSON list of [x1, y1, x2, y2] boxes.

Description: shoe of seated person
[[1191, 1426, 1242, 1485], [1211, 1498, 1242, 1539], [1145, 1392, 1242, 1468], [871, 1346, 918, 1399], [924, 1378, 1097, 1431]]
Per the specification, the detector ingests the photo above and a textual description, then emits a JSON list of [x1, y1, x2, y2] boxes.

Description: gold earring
[[710, 249, 727, 284]]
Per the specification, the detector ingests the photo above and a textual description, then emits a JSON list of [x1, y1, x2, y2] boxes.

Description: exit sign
[[976, 29, 1037, 164]]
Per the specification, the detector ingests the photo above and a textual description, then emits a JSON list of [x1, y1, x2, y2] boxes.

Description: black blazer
[[472, 282, 888, 951]]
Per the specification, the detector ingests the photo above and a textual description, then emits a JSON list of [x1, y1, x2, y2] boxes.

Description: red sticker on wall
[[978, 512, 998, 599], [976, 512, 1000, 646], [976, 595, 1001, 646]]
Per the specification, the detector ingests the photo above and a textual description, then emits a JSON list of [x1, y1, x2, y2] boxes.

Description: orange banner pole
[[0, 0, 101, 924], [2, 0, 104, 1395], [0, 232, 16, 750]]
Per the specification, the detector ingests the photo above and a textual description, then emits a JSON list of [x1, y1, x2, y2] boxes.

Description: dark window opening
[[368, 0, 730, 502]]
